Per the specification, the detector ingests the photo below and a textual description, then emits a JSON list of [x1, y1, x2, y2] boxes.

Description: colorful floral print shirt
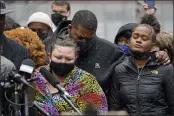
[[32, 66, 108, 115]]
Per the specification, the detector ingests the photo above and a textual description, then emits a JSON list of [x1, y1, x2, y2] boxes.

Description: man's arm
[[108, 67, 121, 111], [155, 51, 170, 65]]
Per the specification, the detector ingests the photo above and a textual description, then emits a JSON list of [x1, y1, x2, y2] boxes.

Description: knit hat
[[27, 12, 53, 30]]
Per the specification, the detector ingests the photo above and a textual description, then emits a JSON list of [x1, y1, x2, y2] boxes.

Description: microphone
[[18, 59, 36, 88], [40, 67, 82, 115], [18, 59, 36, 116], [0, 57, 35, 89], [40, 67, 71, 98], [19, 59, 35, 75], [8, 71, 34, 89], [33, 101, 50, 116], [16, 59, 35, 88]]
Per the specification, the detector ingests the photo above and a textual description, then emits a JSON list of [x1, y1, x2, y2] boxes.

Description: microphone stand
[[14, 83, 22, 116], [60, 93, 82, 115], [33, 101, 50, 116], [23, 86, 29, 116], [23, 74, 32, 116]]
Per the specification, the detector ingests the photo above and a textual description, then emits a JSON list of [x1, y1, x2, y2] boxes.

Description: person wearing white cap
[[27, 12, 54, 41]]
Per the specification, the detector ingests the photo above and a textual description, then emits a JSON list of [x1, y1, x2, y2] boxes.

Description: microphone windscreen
[[40, 67, 59, 87], [19, 59, 35, 74]]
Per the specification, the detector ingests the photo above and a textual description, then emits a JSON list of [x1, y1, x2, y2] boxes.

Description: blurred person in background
[[109, 24, 174, 116], [136, 0, 157, 23], [143, 2, 157, 15], [114, 23, 137, 56], [4, 28, 47, 68], [44, 0, 71, 52], [140, 14, 161, 34], [140, 14, 173, 64], [4, 15, 20, 31], [153, 31, 174, 66], [51, 0, 71, 30], [27, 12, 53, 42], [32, 38, 108, 115]]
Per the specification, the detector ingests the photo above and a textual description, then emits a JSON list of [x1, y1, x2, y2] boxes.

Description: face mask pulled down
[[50, 61, 74, 77], [51, 13, 67, 26], [129, 50, 155, 60]]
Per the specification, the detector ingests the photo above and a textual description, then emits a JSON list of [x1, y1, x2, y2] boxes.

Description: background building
[[5, 1, 173, 43]]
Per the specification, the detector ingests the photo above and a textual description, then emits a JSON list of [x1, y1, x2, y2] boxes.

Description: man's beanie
[[27, 12, 53, 30]]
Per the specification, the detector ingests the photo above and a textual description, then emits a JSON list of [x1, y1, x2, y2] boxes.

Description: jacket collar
[[124, 55, 158, 72]]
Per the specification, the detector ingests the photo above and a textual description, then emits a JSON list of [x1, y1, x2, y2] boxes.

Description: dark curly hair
[[4, 28, 47, 67], [140, 14, 161, 34]]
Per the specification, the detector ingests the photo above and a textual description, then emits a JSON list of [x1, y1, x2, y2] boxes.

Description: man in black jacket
[[46, 10, 125, 97]]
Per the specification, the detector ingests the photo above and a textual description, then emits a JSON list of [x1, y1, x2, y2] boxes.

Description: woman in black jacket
[[109, 24, 174, 116]]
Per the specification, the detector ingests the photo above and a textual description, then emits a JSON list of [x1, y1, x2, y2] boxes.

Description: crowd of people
[[0, 0, 174, 116]]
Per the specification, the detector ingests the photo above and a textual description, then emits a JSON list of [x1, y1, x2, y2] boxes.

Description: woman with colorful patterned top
[[32, 38, 108, 115]]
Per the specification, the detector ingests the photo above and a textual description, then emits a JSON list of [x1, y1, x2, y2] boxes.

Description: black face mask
[[50, 61, 74, 77], [51, 13, 67, 26], [129, 50, 155, 60], [76, 38, 95, 56], [37, 32, 48, 41]]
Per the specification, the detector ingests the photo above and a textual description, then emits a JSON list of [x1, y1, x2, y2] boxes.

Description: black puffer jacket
[[109, 57, 174, 116]]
